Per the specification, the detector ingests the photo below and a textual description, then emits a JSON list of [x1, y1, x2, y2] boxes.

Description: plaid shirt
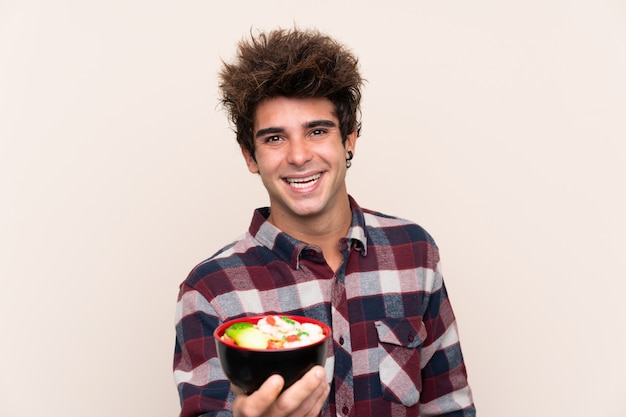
[[174, 196, 475, 417]]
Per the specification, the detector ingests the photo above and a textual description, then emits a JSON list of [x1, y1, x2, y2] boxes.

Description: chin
[[286, 200, 328, 218]]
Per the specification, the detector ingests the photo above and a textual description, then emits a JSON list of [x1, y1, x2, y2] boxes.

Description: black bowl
[[214, 315, 331, 393]]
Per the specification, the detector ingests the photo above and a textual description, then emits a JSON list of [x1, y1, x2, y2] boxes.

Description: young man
[[174, 28, 475, 417]]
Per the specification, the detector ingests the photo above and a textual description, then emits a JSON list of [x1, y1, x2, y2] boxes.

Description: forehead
[[253, 96, 337, 129]]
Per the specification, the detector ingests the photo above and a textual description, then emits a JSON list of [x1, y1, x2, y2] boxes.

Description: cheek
[[322, 148, 348, 166], [254, 154, 280, 175]]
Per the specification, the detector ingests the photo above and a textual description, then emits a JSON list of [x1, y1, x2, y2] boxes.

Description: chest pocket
[[375, 317, 427, 407]]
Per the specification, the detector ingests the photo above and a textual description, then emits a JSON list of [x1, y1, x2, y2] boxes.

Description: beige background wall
[[1, 1, 625, 416]]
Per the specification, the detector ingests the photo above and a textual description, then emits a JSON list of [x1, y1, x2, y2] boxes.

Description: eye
[[264, 135, 282, 143], [310, 129, 327, 137]]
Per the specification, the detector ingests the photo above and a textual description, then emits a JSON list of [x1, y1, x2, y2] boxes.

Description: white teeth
[[286, 173, 321, 188]]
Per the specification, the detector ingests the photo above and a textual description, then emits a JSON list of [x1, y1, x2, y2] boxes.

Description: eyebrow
[[255, 127, 284, 139], [305, 119, 337, 129], [255, 119, 338, 140]]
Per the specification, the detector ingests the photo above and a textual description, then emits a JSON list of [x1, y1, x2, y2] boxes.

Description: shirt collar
[[248, 195, 369, 270]]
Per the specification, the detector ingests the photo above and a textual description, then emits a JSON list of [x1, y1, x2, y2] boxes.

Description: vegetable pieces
[[221, 315, 325, 350], [223, 322, 269, 349]]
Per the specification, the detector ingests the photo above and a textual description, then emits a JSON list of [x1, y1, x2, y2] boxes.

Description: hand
[[232, 365, 329, 417]]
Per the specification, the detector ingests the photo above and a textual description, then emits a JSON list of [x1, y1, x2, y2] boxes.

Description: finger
[[255, 374, 285, 401], [296, 367, 330, 417], [233, 374, 284, 417], [306, 376, 331, 417], [285, 367, 328, 417], [274, 366, 329, 415]]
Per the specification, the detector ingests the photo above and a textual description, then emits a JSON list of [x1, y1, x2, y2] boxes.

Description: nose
[[286, 137, 312, 166]]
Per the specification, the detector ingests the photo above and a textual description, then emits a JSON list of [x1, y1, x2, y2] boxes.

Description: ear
[[344, 130, 358, 156], [241, 147, 259, 174]]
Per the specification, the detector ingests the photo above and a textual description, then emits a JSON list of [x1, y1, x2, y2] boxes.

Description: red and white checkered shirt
[[174, 196, 475, 416]]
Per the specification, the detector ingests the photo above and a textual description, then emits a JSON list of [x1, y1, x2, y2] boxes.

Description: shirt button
[[339, 336, 345, 345], [408, 334, 415, 342], [342, 405, 349, 415]]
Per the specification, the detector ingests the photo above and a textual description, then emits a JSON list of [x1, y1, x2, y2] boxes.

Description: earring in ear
[[346, 150, 354, 168]]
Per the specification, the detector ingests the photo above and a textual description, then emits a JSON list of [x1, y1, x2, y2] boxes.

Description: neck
[[268, 197, 352, 271]]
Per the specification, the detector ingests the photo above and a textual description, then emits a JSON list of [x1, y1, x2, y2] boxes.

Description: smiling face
[[242, 96, 357, 230]]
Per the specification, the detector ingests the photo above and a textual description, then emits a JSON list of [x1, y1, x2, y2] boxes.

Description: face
[[242, 96, 357, 226]]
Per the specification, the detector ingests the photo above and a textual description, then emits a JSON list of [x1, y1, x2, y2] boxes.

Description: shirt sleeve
[[418, 264, 476, 417], [174, 284, 234, 417]]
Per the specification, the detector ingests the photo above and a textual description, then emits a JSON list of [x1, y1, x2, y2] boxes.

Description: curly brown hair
[[219, 27, 364, 158]]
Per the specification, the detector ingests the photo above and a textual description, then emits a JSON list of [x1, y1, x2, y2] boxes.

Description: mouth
[[284, 173, 322, 189]]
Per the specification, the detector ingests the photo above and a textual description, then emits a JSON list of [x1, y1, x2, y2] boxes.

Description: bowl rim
[[214, 314, 332, 352]]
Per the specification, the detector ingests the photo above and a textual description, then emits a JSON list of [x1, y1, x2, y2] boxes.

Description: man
[[174, 27, 475, 417]]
